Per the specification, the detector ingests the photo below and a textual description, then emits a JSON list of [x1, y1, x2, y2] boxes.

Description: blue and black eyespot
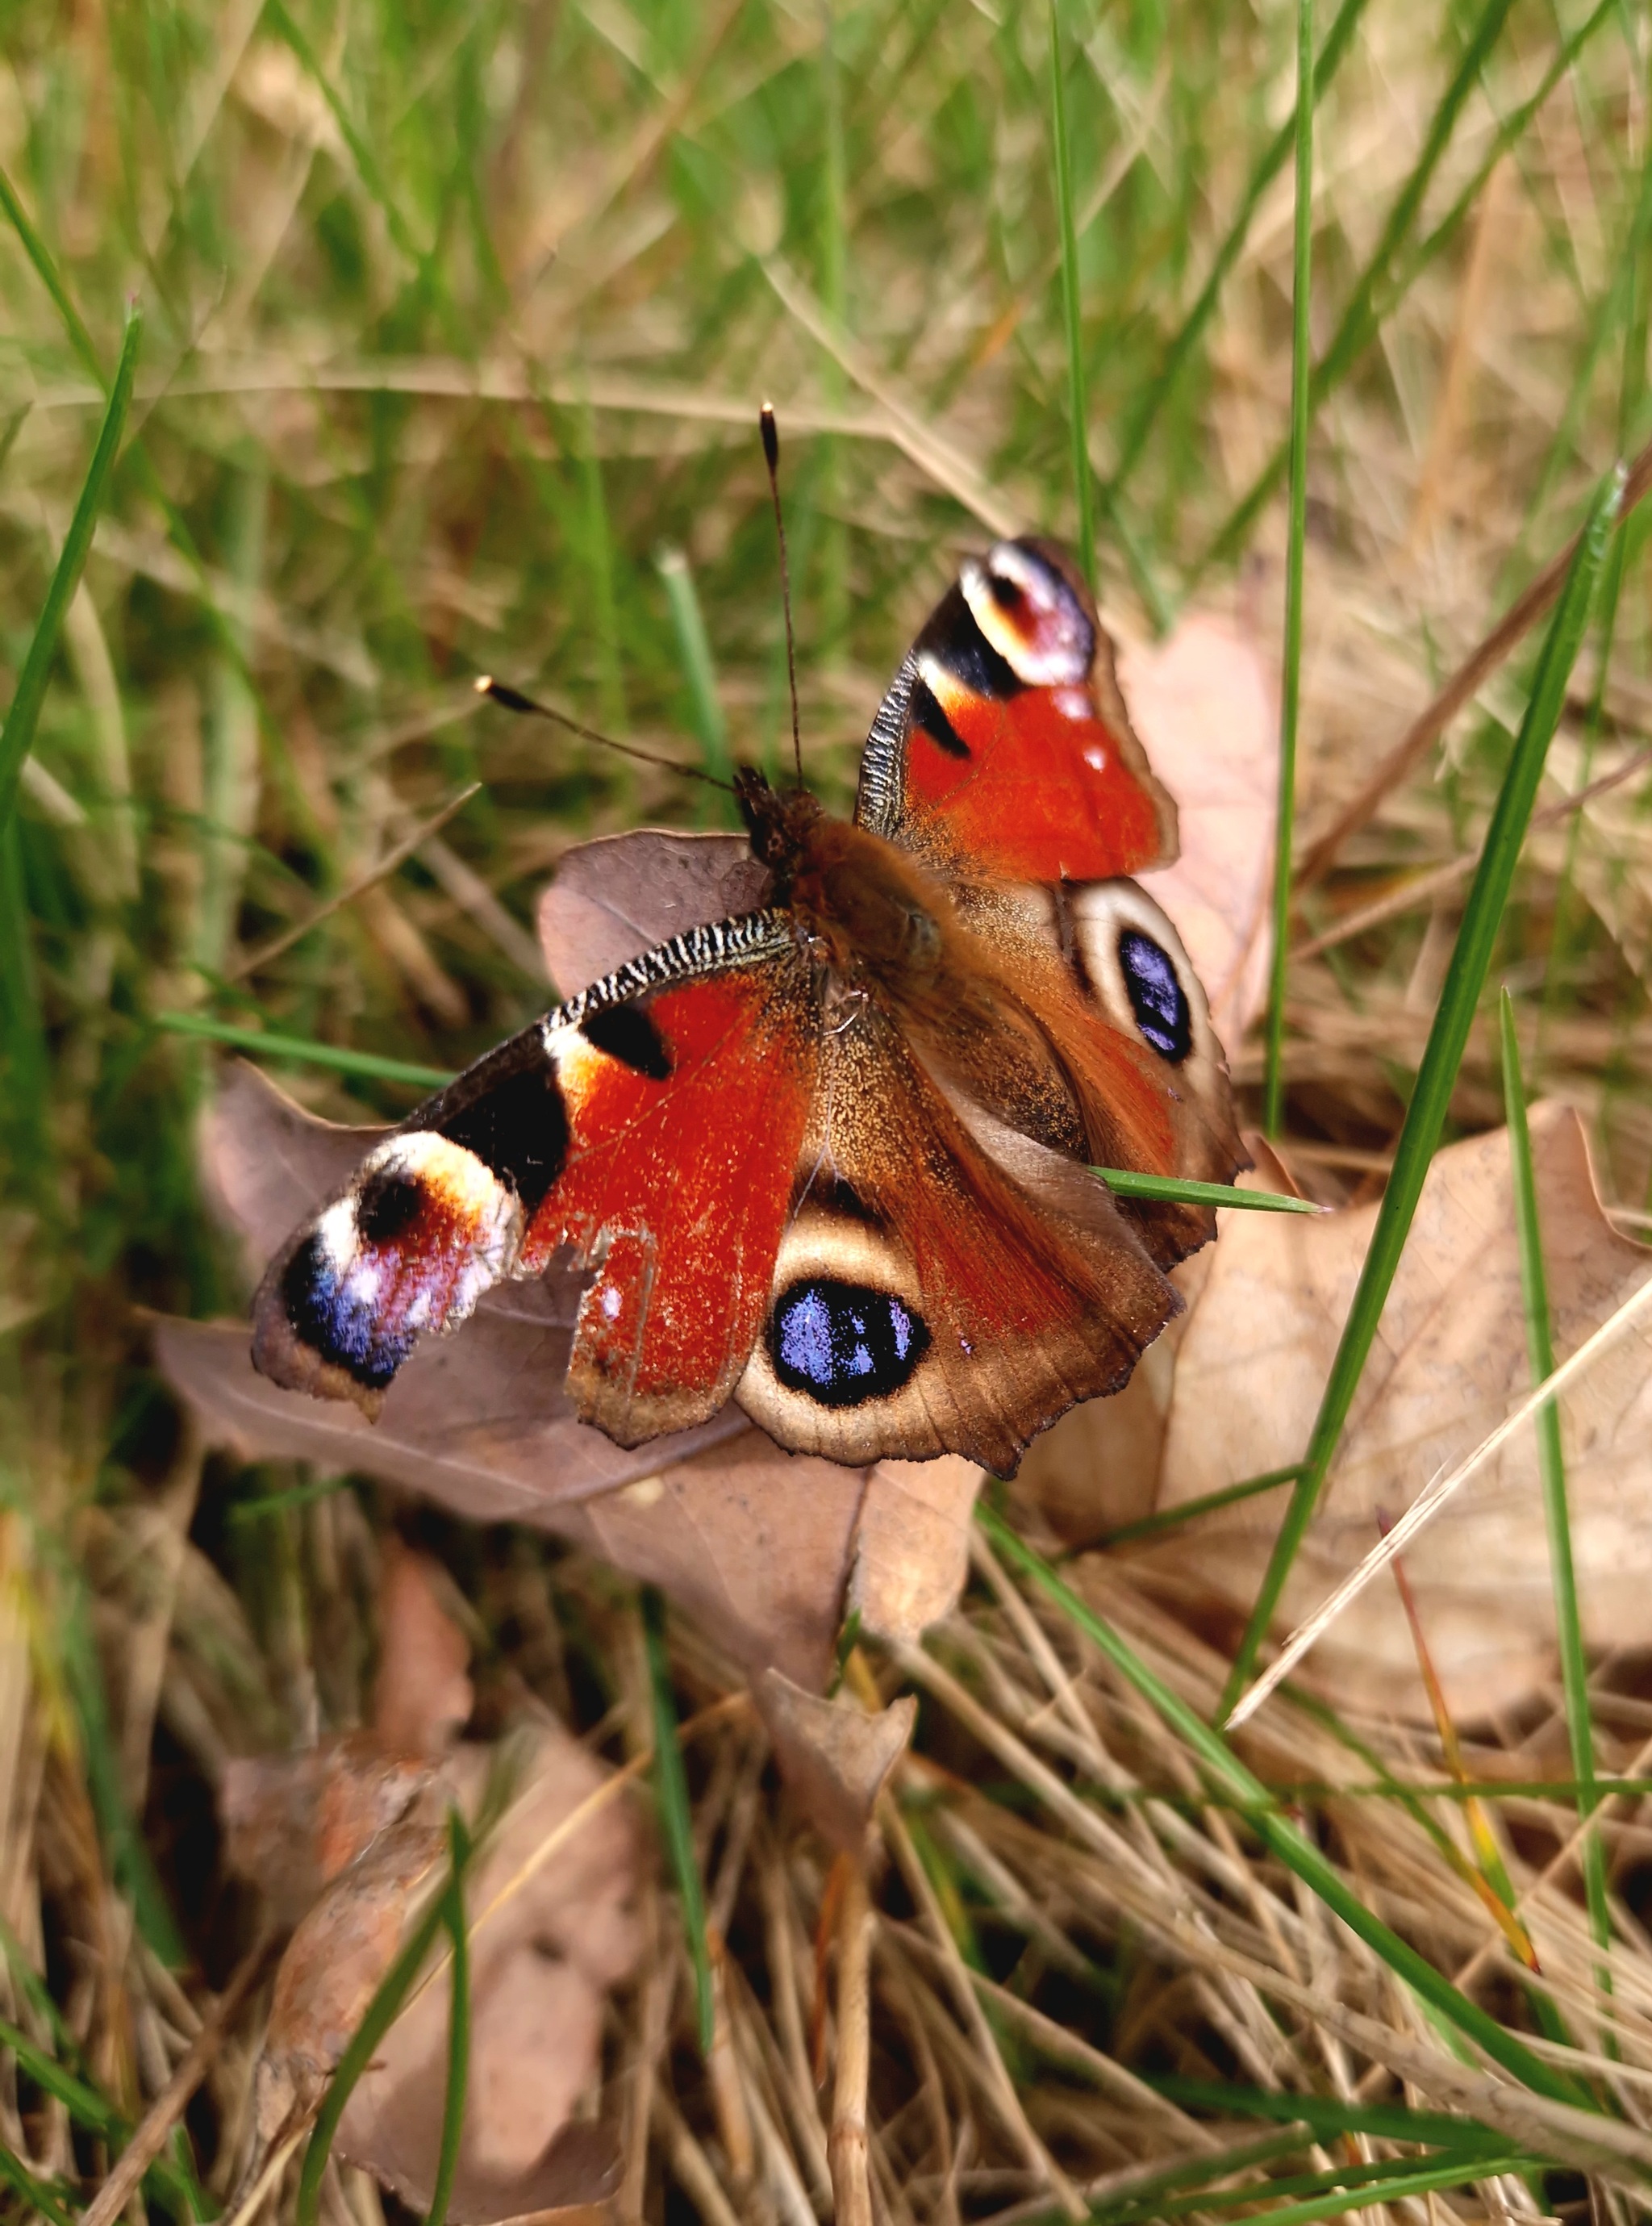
[[282, 1234, 417, 1390], [1118, 928, 1191, 1063], [770, 1278, 930, 1407]]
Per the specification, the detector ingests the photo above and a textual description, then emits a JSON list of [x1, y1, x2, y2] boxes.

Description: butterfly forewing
[[857, 537, 1177, 884], [252, 913, 819, 1445]]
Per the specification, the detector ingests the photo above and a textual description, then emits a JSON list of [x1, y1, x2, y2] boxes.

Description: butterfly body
[[252, 539, 1244, 1476]]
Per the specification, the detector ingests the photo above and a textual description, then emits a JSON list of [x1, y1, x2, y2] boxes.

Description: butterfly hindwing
[[856, 537, 1177, 884], [733, 1000, 1180, 1474]]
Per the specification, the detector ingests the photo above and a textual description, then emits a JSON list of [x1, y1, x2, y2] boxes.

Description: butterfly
[[251, 538, 1243, 1477]]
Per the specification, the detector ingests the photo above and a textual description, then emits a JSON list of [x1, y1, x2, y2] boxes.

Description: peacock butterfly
[[250, 537, 1243, 1476]]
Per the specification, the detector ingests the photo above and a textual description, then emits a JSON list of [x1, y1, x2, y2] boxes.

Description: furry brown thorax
[[735, 766, 945, 988]]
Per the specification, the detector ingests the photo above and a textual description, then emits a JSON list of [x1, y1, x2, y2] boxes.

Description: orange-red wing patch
[[522, 963, 818, 1444], [905, 681, 1165, 880], [856, 537, 1176, 883]]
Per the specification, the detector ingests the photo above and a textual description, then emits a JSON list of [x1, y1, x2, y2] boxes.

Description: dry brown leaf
[[534, 828, 768, 996], [223, 1735, 436, 1927], [252, 1804, 446, 2145], [849, 1455, 983, 1645], [228, 1547, 638, 2220], [373, 1539, 474, 1755], [335, 1727, 640, 2221], [753, 1670, 916, 1852], [1106, 1104, 1652, 1719], [235, 1728, 638, 2217], [1121, 612, 1278, 1051]]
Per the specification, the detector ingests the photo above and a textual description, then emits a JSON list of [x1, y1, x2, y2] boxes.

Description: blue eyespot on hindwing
[[770, 1278, 931, 1407], [1117, 927, 1191, 1063]]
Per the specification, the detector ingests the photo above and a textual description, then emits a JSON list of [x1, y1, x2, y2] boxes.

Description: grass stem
[[1262, 0, 1315, 1137], [1500, 989, 1612, 2014], [976, 1502, 1591, 2107], [642, 1585, 715, 2055], [0, 305, 140, 839], [1220, 466, 1621, 1720], [1049, 2, 1097, 595]]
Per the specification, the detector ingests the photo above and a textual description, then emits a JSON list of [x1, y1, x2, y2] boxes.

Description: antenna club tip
[[473, 674, 493, 695], [759, 402, 779, 473]]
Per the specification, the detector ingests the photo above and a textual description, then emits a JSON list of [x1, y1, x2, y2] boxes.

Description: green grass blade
[[657, 544, 734, 815], [296, 1878, 452, 2226], [0, 162, 102, 379], [1143, 2075, 1509, 2149], [975, 1501, 1591, 2107], [1089, 2148, 1534, 2226], [0, 303, 140, 838], [230, 1475, 354, 1526], [0, 2143, 78, 2226], [1099, 1464, 1304, 1547], [1500, 990, 1612, 1991], [0, 2015, 204, 2217], [1201, 0, 1516, 574], [0, 821, 49, 1181], [1541, 44, 1652, 1050], [1262, 0, 1315, 1138], [642, 1585, 715, 2055], [152, 1012, 453, 1091], [427, 1810, 473, 2226], [817, 2, 849, 649], [1150, 2153, 1531, 2226], [0, 2014, 123, 2134], [1049, 1, 1096, 595], [61, 1577, 186, 1968], [1103, 0, 1370, 503], [577, 395, 628, 747], [1202, 0, 1604, 577], [1220, 467, 1622, 1719], [1091, 1169, 1320, 1213]]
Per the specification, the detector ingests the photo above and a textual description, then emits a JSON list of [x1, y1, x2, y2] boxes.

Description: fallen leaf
[[336, 1726, 640, 2221], [754, 1670, 916, 1852], [223, 1735, 435, 1927], [1110, 1104, 1652, 1719], [229, 1548, 639, 2220], [252, 1804, 446, 2146], [849, 1456, 984, 1647], [1120, 612, 1278, 1051], [373, 1539, 474, 1756], [535, 829, 769, 996]]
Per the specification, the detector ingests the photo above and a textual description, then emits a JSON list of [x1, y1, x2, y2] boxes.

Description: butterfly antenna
[[760, 401, 804, 791], [473, 677, 736, 795]]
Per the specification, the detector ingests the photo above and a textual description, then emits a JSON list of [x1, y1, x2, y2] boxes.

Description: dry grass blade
[[80, 1940, 272, 2226], [1229, 1264, 1652, 1726], [1295, 744, 1652, 958], [828, 1857, 874, 2226], [225, 782, 481, 980], [1295, 435, 1652, 888]]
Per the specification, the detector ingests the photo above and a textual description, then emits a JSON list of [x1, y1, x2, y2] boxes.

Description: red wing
[[523, 963, 816, 1441], [856, 538, 1177, 883], [252, 914, 820, 1447]]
